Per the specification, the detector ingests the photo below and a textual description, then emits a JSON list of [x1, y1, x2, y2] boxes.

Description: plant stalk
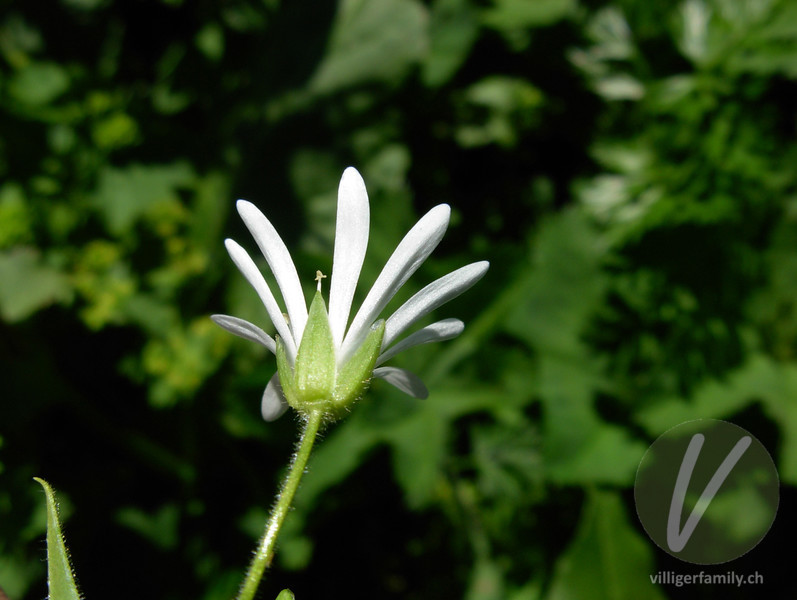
[[236, 410, 324, 600]]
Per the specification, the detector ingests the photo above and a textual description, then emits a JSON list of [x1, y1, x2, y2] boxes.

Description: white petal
[[262, 373, 289, 421], [382, 261, 489, 349], [377, 318, 464, 365], [328, 167, 370, 347], [225, 239, 297, 361], [373, 366, 429, 399], [210, 314, 276, 354], [341, 204, 451, 362], [237, 200, 308, 345]]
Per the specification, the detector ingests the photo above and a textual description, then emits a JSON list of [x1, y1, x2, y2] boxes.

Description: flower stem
[[236, 410, 324, 600]]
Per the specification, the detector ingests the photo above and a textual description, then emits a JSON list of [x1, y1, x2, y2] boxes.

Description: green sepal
[[275, 591, 295, 600], [293, 290, 337, 404], [276, 335, 298, 406], [33, 477, 81, 600], [332, 319, 385, 413], [276, 295, 384, 420]]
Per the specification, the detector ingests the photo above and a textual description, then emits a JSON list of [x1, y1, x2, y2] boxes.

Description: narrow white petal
[[341, 204, 451, 362], [373, 366, 429, 399], [328, 167, 370, 347], [382, 261, 489, 349], [262, 373, 289, 421], [225, 239, 297, 361], [377, 318, 464, 365], [237, 200, 308, 344], [210, 314, 276, 354]]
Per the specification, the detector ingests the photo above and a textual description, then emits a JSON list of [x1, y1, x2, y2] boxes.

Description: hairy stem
[[236, 410, 324, 600]]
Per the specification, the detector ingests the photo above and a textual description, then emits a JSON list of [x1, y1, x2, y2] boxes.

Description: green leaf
[[454, 76, 544, 148], [635, 356, 773, 433], [188, 171, 231, 251], [8, 62, 70, 106], [547, 489, 666, 600], [0, 555, 40, 600], [483, 0, 576, 31], [92, 162, 195, 235], [90, 112, 138, 150], [0, 183, 33, 248], [33, 478, 81, 600], [422, 0, 480, 87], [636, 354, 797, 484], [503, 209, 644, 484], [62, 0, 105, 10], [387, 406, 448, 508], [504, 209, 608, 355], [195, 22, 225, 62], [308, 0, 428, 94], [0, 248, 72, 322], [116, 503, 179, 550], [536, 358, 646, 485], [465, 559, 505, 600], [275, 590, 295, 600]]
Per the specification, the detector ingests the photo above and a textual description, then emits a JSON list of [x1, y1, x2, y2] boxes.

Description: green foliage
[[308, 0, 428, 95], [2, 0, 796, 598], [0, 248, 71, 321], [33, 479, 81, 600], [546, 490, 665, 600]]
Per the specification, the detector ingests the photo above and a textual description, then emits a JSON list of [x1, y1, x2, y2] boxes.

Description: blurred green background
[[1, 0, 796, 598]]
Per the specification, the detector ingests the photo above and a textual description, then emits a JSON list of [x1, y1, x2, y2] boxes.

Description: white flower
[[212, 167, 489, 421]]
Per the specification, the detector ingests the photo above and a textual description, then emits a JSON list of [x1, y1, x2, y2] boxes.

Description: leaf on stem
[[33, 478, 82, 600]]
